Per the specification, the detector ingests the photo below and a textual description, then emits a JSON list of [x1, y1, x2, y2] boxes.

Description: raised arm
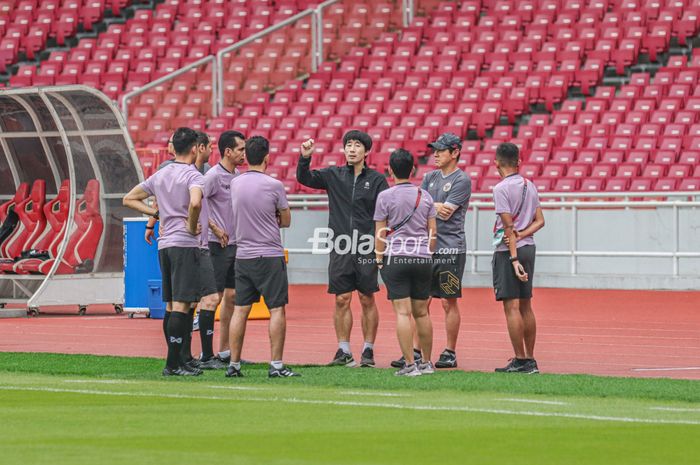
[[296, 138, 329, 190], [123, 185, 157, 217]]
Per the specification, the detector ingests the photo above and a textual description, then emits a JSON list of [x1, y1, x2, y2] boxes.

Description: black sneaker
[[435, 349, 457, 368], [217, 354, 231, 364], [359, 348, 375, 367], [524, 359, 540, 374], [163, 366, 201, 377], [390, 350, 422, 369], [495, 358, 530, 373], [185, 357, 201, 369], [199, 356, 227, 370], [328, 349, 356, 367], [225, 365, 243, 377], [269, 365, 301, 377]]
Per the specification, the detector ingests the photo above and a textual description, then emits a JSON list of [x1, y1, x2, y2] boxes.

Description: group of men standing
[[124, 127, 545, 377]]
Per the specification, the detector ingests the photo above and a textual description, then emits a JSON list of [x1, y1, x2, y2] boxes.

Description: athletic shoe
[[394, 363, 422, 377], [390, 350, 422, 369], [359, 348, 375, 368], [495, 358, 531, 373], [162, 366, 201, 377], [328, 349, 356, 367], [524, 359, 540, 374], [418, 361, 435, 374], [225, 365, 243, 377], [199, 356, 227, 370], [184, 358, 201, 370], [435, 349, 457, 368], [269, 365, 301, 377], [217, 354, 231, 364], [192, 315, 199, 331]]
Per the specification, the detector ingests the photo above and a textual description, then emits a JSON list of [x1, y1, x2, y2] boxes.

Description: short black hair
[[195, 131, 210, 147], [343, 130, 372, 152], [389, 148, 415, 179], [218, 130, 245, 156], [496, 142, 519, 167], [172, 127, 198, 155], [245, 136, 269, 165]]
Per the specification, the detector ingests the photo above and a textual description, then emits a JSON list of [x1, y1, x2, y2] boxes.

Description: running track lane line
[[1, 385, 699, 426]]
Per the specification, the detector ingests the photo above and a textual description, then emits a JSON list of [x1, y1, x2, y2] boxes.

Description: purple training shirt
[[230, 171, 288, 259], [374, 183, 436, 258], [140, 162, 204, 250], [204, 163, 238, 246], [492, 173, 540, 252]]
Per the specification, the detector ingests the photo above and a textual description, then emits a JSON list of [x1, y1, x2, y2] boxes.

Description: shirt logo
[[429, 182, 434, 187], [443, 182, 452, 192], [364, 181, 370, 189]]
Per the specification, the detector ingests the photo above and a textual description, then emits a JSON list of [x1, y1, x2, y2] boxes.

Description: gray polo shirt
[[158, 159, 211, 174], [421, 168, 472, 253]]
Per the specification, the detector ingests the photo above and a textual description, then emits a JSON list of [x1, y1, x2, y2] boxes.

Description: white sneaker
[[394, 363, 422, 377], [418, 361, 435, 374]]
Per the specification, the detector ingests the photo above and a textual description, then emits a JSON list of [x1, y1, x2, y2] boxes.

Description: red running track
[[1, 286, 699, 380]]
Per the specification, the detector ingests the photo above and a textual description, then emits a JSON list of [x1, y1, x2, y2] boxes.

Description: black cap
[[428, 132, 462, 151]]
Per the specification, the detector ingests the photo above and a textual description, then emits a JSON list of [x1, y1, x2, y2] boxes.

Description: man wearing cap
[[391, 133, 472, 369], [297, 131, 389, 368]]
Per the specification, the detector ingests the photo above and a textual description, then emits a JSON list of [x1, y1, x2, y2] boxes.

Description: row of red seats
[[0, 179, 103, 274], [0, 1, 147, 71]]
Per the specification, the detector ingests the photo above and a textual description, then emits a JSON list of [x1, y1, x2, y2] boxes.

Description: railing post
[[571, 206, 578, 274], [315, 6, 324, 69], [211, 57, 218, 117], [673, 204, 679, 276], [403, 0, 414, 27], [471, 205, 479, 274], [311, 7, 320, 72], [121, 96, 129, 122]]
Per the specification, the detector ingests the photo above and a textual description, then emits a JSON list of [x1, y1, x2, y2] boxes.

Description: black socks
[[199, 309, 216, 359], [166, 312, 189, 369]]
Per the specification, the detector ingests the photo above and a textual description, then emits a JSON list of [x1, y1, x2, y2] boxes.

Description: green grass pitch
[[1, 353, 699, 465]]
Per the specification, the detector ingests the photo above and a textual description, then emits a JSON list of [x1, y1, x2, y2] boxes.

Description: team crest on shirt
[[443, 182, 452, 192], [364, 181, 370, 189]]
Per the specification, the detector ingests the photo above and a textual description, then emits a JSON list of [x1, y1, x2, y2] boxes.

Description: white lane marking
[[206, 385, 264, 391], [631, 367, 700, 372], [339, 391, 408, 398], [650, 407, 700, 413], [1, 385, 699, 426], [64, 379, 136, 384], [496, 398, 568, 406]]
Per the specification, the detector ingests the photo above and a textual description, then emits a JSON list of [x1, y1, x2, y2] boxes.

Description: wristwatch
[[509, 256, 519, 262], [152, 210, 159, 220]]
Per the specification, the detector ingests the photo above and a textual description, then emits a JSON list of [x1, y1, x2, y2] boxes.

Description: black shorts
[[380, 256, 432, 300], [209, 242, 236, 292], [492, 245, 536, 301], [431, 253, 466, 298], [199, 248, 219, 297], [328, 252, 379, 296], [159, 246, 201, 303], [235, 256, 288, 309]]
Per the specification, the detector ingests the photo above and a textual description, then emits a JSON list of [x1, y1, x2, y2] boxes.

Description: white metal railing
[[284, 195, 700, 278]]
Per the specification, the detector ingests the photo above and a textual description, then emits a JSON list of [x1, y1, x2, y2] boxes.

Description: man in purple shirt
[[225, 136, 299, 378], [491, 143, 545, 374], [204, 130, 246, 366], [374, 149, 437, 376], [123, 127, 204, 376]]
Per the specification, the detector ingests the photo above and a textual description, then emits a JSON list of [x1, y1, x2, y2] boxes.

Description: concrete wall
[[283, 204, 700, 290]]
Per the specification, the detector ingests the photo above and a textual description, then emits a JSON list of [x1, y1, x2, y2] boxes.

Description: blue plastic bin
[[147, 279, 166, 319]]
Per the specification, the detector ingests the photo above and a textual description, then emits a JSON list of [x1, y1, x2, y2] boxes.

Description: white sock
[[363, 342, 374, 351], [338, 341, 351, 354], [271, 360, 283, 370], [219, 350, 231, 358], [229, 361, 241, 370]]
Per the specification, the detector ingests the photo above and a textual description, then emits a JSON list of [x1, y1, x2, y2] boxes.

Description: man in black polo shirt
[[297, 131, 389, 367]]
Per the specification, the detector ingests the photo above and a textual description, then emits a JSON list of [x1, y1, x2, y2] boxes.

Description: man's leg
[[442, 298, 460, 351], [411, 298, 433, 364], [166, 302, 196, 372], [358, 292, 379, 367], [218, 288, 235, 357], [269, 306, 286, 363], [502, 298, 526, 359], [197, 292, 223, 368], [179, 305, 195, 364], [329, 292, 356, 366], [162, 302, 172, 345], [520, 298, 536, 359], [392, 298, 415, 365], [228, 304, 252, 366]]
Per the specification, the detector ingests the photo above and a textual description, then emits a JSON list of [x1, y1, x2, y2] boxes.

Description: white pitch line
[[631, 367, 700, 372], [496, 398, 568, 406], [650, 407, 700, 413], [1, 385, 699, 426], [206, 385, 265, 391], [64, 379, 136, 384], [339, 391, 408, 398]]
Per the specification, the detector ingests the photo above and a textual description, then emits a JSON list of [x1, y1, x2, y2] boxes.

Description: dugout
[[0, 86, 143, 315]]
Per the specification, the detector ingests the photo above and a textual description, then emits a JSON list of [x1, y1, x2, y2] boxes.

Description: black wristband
[[152, 210, 159, 220], [509, 256, 519, 262], [145, 226, 155, 230]]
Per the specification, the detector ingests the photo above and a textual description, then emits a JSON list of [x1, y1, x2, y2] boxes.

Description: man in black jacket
[[297, 130, 389, 368]]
